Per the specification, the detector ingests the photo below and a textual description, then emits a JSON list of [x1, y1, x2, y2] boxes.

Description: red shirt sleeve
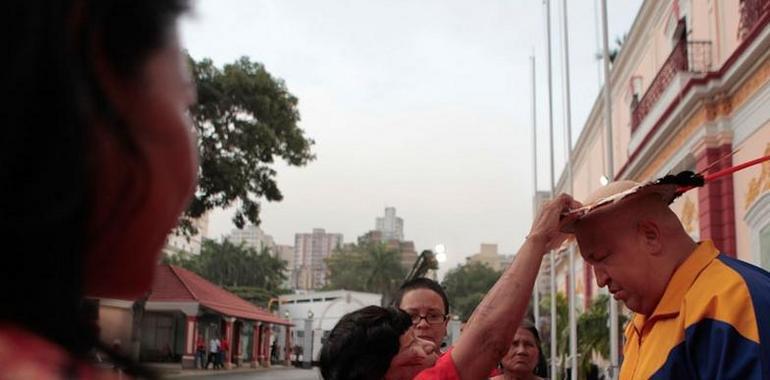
[[414, 351, 460, 380]]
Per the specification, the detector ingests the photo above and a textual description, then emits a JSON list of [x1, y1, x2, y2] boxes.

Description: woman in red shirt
[[320, 195, 577, 380]]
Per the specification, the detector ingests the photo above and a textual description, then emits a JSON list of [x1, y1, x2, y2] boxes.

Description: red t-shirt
[[414, 351, 460, 380]]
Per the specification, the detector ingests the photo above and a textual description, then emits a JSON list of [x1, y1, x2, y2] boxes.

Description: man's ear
[[637, 220, 662, 255]]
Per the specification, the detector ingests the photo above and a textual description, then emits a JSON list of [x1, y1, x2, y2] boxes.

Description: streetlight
[[434, 244, 447, 263]]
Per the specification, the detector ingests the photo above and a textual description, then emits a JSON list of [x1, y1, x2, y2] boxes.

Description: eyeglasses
[[409, 313, 448, 325]]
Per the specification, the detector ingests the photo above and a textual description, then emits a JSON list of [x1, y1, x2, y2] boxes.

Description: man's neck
[[667, 235, 698, 271], [643, 235, 698, 316]]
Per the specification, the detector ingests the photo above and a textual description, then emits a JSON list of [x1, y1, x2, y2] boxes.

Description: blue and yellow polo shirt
[[620, 240, 770, 379]]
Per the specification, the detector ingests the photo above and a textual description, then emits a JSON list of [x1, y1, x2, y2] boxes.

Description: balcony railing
[[739, 0, 770, 40], [630, 39, 712, 133]]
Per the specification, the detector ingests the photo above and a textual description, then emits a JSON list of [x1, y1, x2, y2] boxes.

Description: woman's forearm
[[451, 235, 548, 380]]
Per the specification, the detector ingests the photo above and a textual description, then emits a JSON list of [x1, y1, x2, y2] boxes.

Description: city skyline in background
[[179, 0, 644, 277]]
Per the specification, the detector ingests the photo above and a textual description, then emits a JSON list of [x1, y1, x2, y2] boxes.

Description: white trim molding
[[146, 301, 199, 316], [745, 191, 770, 268], [98, 298, 134, 309]]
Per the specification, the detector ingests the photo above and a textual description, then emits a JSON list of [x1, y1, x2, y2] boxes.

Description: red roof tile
[[149, 265, 291, 326]]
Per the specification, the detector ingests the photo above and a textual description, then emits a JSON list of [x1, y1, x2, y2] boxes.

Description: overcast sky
[[180, 0, 643, 277]]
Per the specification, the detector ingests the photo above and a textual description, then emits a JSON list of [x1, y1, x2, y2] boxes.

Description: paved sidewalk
[[148, 363, 295, 378]]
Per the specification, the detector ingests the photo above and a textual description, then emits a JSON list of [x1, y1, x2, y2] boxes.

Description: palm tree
[[363, 242, 406, 303], [539, 293, 569, 377], [577, 294, 628, 379], [324, 242, 405, 304]]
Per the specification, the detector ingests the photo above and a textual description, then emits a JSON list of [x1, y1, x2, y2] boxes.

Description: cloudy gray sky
[[180, 0, 642, 277]]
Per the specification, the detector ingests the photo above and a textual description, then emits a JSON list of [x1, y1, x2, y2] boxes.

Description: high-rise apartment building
[[358, 230, 418, 271], [164, 214, 209, 256], [375, 207, 404, 241], [226, 225, 275, 252], [293, 229, 343, 289], [274, 244, 295, 288]]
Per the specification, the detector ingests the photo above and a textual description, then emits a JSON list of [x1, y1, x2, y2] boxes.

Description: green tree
[[534, 293, 629, 379], [539, 292, 569, 372], [441, 262, 502, 320], [180, 56, 315, 235], [325, 242, 406, 303], [164, 239, 288, 307], [577, 294, 628, 378]]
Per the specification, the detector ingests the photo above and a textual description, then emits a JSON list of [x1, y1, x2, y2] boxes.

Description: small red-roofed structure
[[97, 265, 292, 369]]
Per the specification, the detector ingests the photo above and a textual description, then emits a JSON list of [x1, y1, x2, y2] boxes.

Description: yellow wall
[[733, 123, 770, 262]]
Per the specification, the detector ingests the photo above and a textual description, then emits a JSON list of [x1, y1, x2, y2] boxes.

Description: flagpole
[[544, 1, 557, 378], [531, 54, 541, 328], [560, 0, 578, 378], [600, 0, 619, 379]]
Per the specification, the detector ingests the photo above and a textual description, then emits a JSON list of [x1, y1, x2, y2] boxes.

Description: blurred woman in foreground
[[2, 0, 196, 378]]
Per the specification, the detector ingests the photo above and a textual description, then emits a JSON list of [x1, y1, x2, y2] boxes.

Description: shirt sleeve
[[414, 351, 461, 380]]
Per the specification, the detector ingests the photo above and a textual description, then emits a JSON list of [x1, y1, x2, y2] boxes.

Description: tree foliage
[[441, 262, 502, 320], [325, 242, 406, 303], [577, 294, 628, 378], [537, 293, 629, 379], [180, 55, 315, 234], [539, 292, 569, 370], [163, 239, 288, 307]]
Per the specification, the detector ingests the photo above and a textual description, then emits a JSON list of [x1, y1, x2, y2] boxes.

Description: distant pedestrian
[[219, 337, 230, 368], [271, 341, 279, 363], [195, 335, 206, 369], [206, 337, 220, 369]]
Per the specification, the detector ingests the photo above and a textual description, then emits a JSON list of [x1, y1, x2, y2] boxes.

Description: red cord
[[703, 154, 770, 181]]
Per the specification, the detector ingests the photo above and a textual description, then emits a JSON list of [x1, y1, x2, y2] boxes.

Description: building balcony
[[739, 0, 770, 40], [630, 39, 712, 134]]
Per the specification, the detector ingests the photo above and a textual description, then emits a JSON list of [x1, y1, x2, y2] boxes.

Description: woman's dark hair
[[2, 1, 188, 378], [320, 306, 412, 380], [393, 277, 450, 315]]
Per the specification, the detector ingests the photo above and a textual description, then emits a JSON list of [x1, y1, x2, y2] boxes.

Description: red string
[[675, 154, 770, 194], [703, 154, 770, 181]]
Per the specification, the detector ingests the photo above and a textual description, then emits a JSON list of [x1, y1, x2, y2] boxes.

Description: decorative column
[[261, 324, 272, 367], [285, 326, 292, 366], [181, 316, 198, 369], [251, 322, 260, 368], [224, 317, 235, 369], [696, 140, 737, 256]]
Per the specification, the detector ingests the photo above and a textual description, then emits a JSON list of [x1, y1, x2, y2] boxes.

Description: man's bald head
[[572, 182, 696, 315], [576, 192, 682, 239]]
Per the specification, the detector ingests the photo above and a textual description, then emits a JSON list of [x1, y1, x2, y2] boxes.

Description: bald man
[[568, 181, 770, 379]]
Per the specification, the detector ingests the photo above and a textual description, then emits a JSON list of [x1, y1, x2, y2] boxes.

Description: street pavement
[[168, 367, 320, 380]]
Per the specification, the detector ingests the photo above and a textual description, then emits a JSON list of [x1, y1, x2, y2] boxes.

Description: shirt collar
[[631, 240, 719, 333]]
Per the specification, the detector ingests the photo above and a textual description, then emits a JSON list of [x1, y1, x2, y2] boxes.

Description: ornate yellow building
[[553, 0, 770, 307]]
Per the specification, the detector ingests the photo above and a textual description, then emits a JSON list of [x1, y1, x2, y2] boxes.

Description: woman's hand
[[527, 193, 582, 252]]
